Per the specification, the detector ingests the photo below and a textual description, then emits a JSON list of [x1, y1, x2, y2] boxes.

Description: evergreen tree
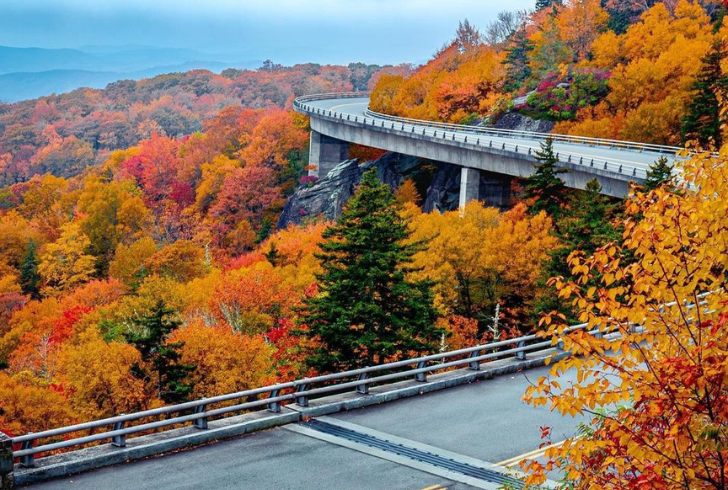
[[523, 138, 569, 220], [125, 300, 196, 404], [534, 178, 623, 323], [503, 28, 533, 92], [255, 217, 273, 244], [643, 156, 675, 191], [681, 39, 728, 148], [265, 241, 280, 266], [20, 240, 41, 299], [299, 169, 442, 373]]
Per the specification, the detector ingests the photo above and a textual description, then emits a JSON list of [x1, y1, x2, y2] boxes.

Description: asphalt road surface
[[27, 364, 583, 490]]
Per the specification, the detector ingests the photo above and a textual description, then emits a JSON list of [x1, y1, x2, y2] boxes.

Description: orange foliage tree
[[523, 149, 728, 489], [557, 1, 714, 144]]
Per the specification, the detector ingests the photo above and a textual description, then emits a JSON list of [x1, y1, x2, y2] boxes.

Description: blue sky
[[0, 0, 535, 64]]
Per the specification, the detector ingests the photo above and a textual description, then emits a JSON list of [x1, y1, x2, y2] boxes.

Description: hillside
[[0, 62, 401, 187], [371, 0, 727, 147], [0, 45, 261, 102]]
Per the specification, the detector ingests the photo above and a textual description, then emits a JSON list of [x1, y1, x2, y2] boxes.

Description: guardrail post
[[516, 341, 527, 360], [0, 431, 13, 490], [267, 389, 281, 413], [112, 418, 126, 447], [19, 436, 34, 468], [468, 350, 481, 370], [194, 400, 209, 429], [356, 372, 369, 395], [295, 384, 309, 407], [415, 361, 427, 382]]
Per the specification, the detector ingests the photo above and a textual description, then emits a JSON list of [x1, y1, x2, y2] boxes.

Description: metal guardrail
[[13, 321, 598, 466], [293, 93, 684, 181], [13, 288, 715, 465]]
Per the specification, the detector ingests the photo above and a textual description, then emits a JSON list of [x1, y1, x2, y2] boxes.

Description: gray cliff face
[[277, 152, 462, 228], [494, 112, 555, 133]]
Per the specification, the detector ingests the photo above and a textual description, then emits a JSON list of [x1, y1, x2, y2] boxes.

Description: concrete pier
[[308, 130, 349, 178]]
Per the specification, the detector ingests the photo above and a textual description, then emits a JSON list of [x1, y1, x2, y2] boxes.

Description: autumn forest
[[1, 6, 727, 486]]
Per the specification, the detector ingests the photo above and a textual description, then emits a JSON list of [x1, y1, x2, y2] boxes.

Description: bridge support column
[[0, 432, 13, 490], [308, 130, 349, 178], [459, 168, 511, 210]]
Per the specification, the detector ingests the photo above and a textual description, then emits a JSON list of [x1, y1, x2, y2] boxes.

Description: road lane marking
[[328, 102, 369, 111], [494, 440, 567, 468], [418, 485, 447, 490]]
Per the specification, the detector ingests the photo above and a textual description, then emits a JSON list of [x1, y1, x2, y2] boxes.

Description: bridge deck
[[27, 364, 580, 490], [305, 97, 669, 172]]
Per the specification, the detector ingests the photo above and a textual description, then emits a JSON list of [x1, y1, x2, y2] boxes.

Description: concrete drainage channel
[[11, 348, 566, 488], [298, 419, 525, 489]]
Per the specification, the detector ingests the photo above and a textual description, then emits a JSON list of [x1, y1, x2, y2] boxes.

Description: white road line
[[328, 102, 369, 111], [494, 440, 567, 468]]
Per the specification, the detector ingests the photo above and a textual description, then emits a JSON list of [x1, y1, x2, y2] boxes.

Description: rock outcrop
[[494, 112, 555, 133], [277, 152, 462, 228]]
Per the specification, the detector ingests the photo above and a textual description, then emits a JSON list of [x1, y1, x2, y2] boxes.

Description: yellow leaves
[[38, 222, 96, 297], [525, 147, 728, 489]]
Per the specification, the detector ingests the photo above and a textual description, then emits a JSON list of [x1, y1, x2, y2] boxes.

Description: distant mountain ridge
[[0, 45, 260, 102]]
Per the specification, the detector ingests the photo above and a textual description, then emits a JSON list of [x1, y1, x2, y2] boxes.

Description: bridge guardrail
[[12, 288, 714, 466], [13, 321, 600, 466], [293, 93, 685, 181]]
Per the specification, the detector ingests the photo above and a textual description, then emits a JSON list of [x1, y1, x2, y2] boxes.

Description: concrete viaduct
[[294, 93, 682, 208]]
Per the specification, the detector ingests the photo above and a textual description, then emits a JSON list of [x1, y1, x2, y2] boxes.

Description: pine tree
[[265, 241, 280, 266], [681, 39, 728, 148], [20, 240, 41, 299], [534, 178, 623, 323], [299, 169, 442, 373], [125, 300, 196, 404], [643, 156, 674, 191], [523, 138, 569, 220], [503, 28, 534, 92], [255, 217, 273, 244]]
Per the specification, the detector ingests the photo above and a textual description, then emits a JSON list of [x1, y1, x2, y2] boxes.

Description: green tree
[[681, 39, 728, 148], [523, 138, 569, 220], [503, 28, 534, 91], [125, 300, 196, 404], [534, 178, 623, 323], [20, 240, 41, 299], [643, 156, 675, 192], [299, 169, 442, 373], [255, 217, 273, 244]]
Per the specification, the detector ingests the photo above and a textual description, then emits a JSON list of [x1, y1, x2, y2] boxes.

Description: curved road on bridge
[[297, 95, 681, 183]]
